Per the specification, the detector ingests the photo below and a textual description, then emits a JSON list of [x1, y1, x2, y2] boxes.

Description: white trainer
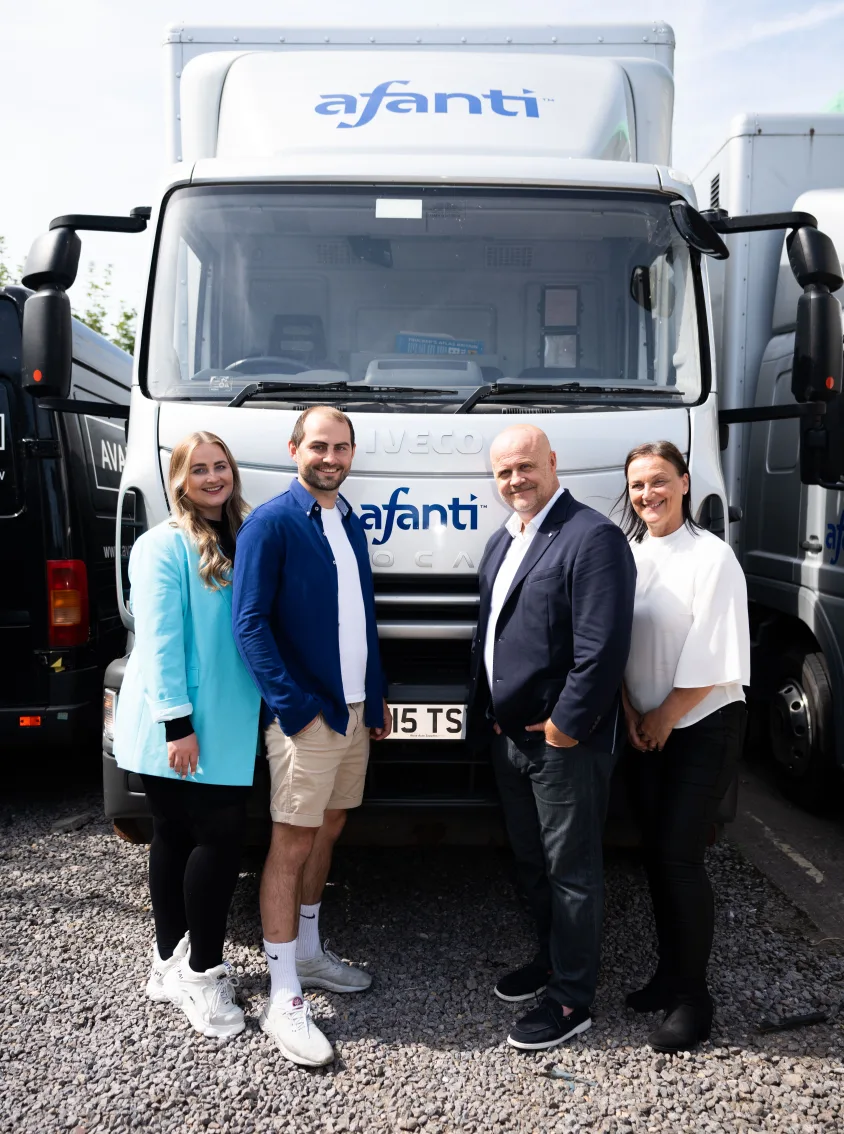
[[297, 946, 372, 993], [145, 933, 190, 1002], [259, 996, 334, 1067], [163, 960, 245, 1039]]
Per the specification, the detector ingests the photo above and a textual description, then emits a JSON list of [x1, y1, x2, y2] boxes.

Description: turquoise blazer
[[114, 521, 260, 786]]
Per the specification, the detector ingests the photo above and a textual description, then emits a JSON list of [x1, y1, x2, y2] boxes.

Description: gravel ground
[[2, 788, 844, 1134]]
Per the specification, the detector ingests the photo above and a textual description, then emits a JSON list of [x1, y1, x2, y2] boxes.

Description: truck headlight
[[103, 688, 118, 741]]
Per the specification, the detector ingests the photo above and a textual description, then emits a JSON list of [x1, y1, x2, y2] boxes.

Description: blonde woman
[[114, 431, 260, 1039]]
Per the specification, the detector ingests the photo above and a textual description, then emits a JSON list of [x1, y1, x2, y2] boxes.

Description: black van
[[0, 285, 132, 752]]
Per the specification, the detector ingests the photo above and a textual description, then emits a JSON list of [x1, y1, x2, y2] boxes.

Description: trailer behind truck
[[17, 21, 844, 836], [695, 116, 844, 807]]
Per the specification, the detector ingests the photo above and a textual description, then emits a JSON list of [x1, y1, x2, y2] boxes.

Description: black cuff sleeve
[[164, 715, 194, 742]]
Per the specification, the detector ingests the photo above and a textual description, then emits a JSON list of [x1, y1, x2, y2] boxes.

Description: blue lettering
[[422, 503, 448, 526], [832, 512, 844, 565], [318, 82, 542, 128], [434, 92, 482, 115], [315, 94, 358, 116], [373, 486, 409, 545], [338, 81, 408, 129], [386, 92, 428, 115], [359, 504, 382, 531], [484, 88, 540, 118]]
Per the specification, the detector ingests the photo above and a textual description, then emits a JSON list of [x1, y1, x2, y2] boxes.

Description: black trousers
[[141, 774, 250, 973], [493, 736, 617, 1009], [625, 701, 746, 1005]]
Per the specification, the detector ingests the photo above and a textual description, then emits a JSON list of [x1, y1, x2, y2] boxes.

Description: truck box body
[[102, 21, 738, 832], [694, 118, 844, 800]]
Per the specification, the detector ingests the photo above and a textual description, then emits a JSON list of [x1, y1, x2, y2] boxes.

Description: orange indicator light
[[33, 369, 42, 383], [826, 377, 836, 389], [19, 716, 42, 727]]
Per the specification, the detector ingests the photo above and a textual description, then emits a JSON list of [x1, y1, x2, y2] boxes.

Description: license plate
[[387, 703, 466, 740]]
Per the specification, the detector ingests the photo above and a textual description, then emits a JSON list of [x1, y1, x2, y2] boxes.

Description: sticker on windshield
[[395, 332, 484, 356], [376, 199, 423, 220]]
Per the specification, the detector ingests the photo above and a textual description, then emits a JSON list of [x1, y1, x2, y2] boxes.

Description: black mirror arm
[[718, 402, 827, 424], [700, 209, 818, 234], [48, 207, 151, 235], [38, 398, 129, 419]]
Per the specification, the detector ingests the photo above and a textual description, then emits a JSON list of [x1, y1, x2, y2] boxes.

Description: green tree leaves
[[0, 236, 136, 355]]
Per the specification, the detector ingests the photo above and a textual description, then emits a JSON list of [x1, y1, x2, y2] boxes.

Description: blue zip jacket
[[232, 479, 386, 736]]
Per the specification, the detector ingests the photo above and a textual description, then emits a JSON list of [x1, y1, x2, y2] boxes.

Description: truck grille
[[371, 575, 494, 806]]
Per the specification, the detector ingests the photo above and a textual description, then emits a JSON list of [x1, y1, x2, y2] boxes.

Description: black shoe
[[648, 1001, 713, 1053], [625, 975, 672, 1013], [507, 997, 592, 1050], [494, 961, 551, 1003]]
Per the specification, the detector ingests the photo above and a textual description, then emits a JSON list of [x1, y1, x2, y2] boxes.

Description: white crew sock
[[295, 902, 322, 961], [263, 938, 302, 1008]]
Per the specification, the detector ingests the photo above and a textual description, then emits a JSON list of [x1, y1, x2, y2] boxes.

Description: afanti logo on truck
[[360, 487, 479, 545], [315, 81, 541, 129]]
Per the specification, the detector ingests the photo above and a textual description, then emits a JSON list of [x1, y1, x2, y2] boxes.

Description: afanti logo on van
[[315, 81, 541, 129], [360, 487, 479, 545]]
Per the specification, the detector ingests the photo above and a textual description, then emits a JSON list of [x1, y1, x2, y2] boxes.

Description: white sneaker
[[163, 960, 245, 1039], [259, 996, 334, 1067], [145, 933, 189, 1002], [297, 946, 372, 993]]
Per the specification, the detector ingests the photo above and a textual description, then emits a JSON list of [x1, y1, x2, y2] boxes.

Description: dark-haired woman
[[618, 441, 749, 1053], [114, 431, 260, 1039]]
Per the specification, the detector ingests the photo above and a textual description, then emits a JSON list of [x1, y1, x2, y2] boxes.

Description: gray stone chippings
[[2, 791, 843, 1133]]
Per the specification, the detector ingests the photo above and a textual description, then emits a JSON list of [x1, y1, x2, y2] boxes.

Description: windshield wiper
[[229, 380, 474, 407], [456, 382, 684, 413]]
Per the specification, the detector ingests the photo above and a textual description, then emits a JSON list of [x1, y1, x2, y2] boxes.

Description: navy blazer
[[467, 489, 636, 752], [232, 479, 385, 737]]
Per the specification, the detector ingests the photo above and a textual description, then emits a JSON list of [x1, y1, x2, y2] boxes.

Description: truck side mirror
[[20, 227, 81, 399], [788, 227, 844, 405]]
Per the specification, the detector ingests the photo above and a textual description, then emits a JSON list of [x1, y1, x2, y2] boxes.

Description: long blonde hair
[[168, 431, 249, 589]]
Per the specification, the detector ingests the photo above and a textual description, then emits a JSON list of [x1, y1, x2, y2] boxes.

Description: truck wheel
[[112, 818, 152, 844], [768, 646, 837, 811]]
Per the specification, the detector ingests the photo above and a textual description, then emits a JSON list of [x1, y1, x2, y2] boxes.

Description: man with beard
[[233, 406, 391, 1067]]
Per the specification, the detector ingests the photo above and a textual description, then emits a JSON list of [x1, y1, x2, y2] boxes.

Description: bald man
[[467, 425, 636, 1051]]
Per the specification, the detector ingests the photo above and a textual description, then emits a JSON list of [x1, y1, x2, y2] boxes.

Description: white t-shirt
[[624, 524, 750, 728], [484, 486, 563, 689], [321, 504, 368, 704]]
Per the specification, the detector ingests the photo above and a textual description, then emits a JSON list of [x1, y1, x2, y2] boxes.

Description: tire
[[112, 818, 152, 844], [768, 646, 838, 812]]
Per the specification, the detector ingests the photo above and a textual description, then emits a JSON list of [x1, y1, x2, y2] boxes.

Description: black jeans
[[625, 701, 746, 1005], [141, 774, 250, 973], [493, 736, 617, 1010]]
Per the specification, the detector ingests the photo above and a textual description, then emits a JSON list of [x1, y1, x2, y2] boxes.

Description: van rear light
[[47, 559, 89, 647]]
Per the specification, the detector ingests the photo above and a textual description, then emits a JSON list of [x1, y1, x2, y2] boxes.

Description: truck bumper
[[1, 700, 97, 749]]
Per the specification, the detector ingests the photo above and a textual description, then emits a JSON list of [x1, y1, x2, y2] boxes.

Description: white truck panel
[[693, 115, 844, 549], [165, 22, 674, 166]]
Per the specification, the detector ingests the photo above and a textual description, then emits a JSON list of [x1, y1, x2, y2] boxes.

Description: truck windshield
[[146, 186, 704, 407]]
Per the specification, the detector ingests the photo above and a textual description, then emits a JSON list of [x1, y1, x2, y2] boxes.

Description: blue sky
[[3, 0, 844, 324]]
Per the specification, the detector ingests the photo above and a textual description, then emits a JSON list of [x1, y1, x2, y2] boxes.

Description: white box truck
[[18, 23, 844, 837], [695, 116, 844, 808]]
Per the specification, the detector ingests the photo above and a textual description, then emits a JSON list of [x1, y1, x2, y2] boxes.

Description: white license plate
[[387, 703, 466, 740]]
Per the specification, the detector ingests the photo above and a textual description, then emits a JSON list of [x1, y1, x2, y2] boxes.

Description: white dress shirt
[[483, 485, 563, 690]]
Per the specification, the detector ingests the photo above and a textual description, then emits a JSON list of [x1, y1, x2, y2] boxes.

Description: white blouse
[[624, 524, 750, 729]]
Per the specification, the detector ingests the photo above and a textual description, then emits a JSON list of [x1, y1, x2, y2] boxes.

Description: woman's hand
[[167, 733, 199, 778], [625, 708, 649, 751], [637, 708, 674, 752]]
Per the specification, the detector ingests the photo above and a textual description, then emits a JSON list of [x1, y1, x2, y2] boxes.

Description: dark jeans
[[493, 736, 617, 1009], [141, 774, 250, 973], [625, 701, 746, 1005]]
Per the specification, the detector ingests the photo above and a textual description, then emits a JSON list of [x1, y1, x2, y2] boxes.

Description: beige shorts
[[265, 703, 370, 827]]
